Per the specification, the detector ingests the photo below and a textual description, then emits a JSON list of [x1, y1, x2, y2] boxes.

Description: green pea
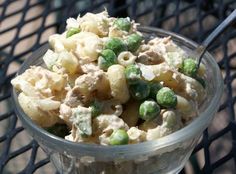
[[129, 80, 150, 100], [113, 18, 131, 32], [139, 100, 160, 121], [109, 129, 129, 145], [126, 33, 143, 52], [66, 27, 81, 38], [156, 87, 177, 108], [90, 100, 103, 118], [149, 82, 163, 99], [104, 38, 126, 55], [180, 58, 197, 77], [46, 124, 69, 138], [98, 49, 117, 70], [125, 65, 142, 84]]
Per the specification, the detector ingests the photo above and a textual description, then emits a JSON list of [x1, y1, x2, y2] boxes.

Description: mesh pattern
[[1, 0, 236, 173]]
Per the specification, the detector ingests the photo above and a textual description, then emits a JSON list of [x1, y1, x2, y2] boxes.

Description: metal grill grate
[[1, 0, 236, 173]]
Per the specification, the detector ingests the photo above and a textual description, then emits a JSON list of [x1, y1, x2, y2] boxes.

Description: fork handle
[[197, 9, 236, 67]]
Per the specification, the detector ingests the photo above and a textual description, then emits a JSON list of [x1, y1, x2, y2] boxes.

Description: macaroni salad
[[11, 11, 206, 145]]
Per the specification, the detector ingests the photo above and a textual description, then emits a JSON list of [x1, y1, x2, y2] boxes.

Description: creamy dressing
[[11, 11, 207, 145]]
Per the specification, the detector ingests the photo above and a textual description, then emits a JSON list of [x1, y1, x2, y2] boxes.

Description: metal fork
[[197, 9, 236, 68]]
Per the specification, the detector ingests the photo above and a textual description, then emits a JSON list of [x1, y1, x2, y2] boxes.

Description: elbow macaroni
[[78, 11, 109, 37], [18, 93, 60, 127], [74, 32, 103, 61], [107, 65, 130, 103], [176, 95, 193, 114], [57, 51, 80, 74], [117, 51, 137, 67]]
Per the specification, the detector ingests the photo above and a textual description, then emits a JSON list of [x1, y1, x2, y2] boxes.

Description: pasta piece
[[94, 72, 111, 100], [33, 67, 67, 92], [62, 33, 80, 51], [127, 127, 146, 144], [44, 50, 80, 75], [36, 98, 61, 111], [49, 34, 66, 53], [176, 95, 193, 114], [57, 51, 80, 74], [18, 92, 60, 127], [117, 51, 137, 67], [107, 65, 130, 103], [11, 79, 40, 97], [146, 126, 161, 141], [11, 66, 67, 98], [139, 120, 158, 131], [78, 11, 109, 37], [54, 32, 102, 60], [151, 63, 180, 89], [74, 32, 103, 61]]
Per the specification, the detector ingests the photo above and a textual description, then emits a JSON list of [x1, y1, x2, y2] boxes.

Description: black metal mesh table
[[1, 0, 236, 173]]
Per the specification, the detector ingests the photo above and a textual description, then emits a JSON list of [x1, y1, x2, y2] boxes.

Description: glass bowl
[[12, 26, 224, 174]]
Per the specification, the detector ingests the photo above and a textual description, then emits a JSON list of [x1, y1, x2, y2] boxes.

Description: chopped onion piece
[[138, 63, 155, 81]]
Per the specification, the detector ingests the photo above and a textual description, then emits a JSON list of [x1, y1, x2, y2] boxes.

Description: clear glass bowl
[[12, 26, 224, 174]]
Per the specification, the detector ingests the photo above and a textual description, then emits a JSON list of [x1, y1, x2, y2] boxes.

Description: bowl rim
[[11, 26, 224, 160]]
